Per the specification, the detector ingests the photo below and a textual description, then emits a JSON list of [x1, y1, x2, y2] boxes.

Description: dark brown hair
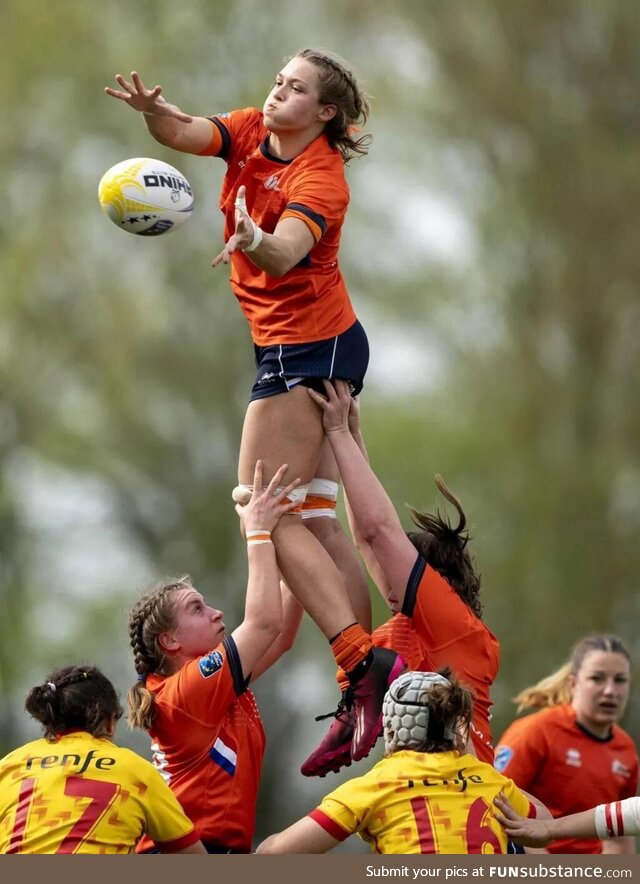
[[397, 667, 474, 755], [407, 475, 482, 618], [25, 665, 122, 741], [295, 48, 372, 162]]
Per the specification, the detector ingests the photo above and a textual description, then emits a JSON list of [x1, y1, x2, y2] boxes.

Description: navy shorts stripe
[[250, 320, 369, 401]]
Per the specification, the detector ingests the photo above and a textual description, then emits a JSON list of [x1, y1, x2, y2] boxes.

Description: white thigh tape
[[232, 483, 310, 506]]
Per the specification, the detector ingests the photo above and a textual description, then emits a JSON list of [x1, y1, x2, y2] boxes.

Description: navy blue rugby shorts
[[249, 319, 369, 402]]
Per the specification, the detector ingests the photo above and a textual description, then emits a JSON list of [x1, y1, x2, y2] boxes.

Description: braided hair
[[406, 475, 482, 619], [295, 48, 372, 163], [127, 576, 190, 730], [25, 665, 122, 742]]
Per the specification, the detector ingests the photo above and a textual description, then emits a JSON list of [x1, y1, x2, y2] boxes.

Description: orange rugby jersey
[[310, 749, 535, 854], [494, 704, 638, 854], [200, 107, 357, 346], [0, 731, 198, 854], [402, 556, 500, 764], [137, 636, 265, 853], [372, 613, 434, 672]]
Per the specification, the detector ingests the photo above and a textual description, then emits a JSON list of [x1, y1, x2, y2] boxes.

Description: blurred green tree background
[[1, 0, 639, 850]]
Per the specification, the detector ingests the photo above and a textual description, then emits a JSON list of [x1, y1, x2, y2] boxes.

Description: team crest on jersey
[[264, 174, 280, 191], [198, 650, 223, 678], [612, 759, 632, 778], [494, 746, 513, 772], [565, 748, 582, 767]]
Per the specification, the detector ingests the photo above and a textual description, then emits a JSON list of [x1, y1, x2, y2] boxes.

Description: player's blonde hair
[[127, 577, 191, 730], [513, 633, 630, 712], [295, 48, 372, 163]]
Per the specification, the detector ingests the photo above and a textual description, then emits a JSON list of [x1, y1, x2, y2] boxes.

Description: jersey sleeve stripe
[[203, 117, 231, 159], [281, 203, 327, 242], [308, 809, 350, 842], [285, 203, 327, 234], [223, 636, 248, 695], [401, 555, 426, 618]]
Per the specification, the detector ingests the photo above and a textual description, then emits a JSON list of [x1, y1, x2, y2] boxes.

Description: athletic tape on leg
[[301, 478, 339, 520], [232, 483, 310, 511]]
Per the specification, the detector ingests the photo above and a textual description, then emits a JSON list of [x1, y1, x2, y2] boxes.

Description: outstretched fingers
[[264, 463, 301, 509]]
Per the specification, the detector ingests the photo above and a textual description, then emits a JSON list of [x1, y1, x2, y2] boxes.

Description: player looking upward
[[126, 462, 303, 853]]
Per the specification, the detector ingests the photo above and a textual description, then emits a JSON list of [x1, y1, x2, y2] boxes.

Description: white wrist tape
[[235, 192, 263, 252], [595, 797, 640, 838]]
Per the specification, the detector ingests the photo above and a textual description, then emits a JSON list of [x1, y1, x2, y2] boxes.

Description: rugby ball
[[98, 157, 193, 236]]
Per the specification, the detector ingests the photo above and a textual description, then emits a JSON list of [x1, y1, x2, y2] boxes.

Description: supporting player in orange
[[106, 49, 403, 763], [127, 462, 302, 853], [0, 666, 204, 854], [301, 380, 499, 776], [257, 669, 549, 854], [494, 634, 638, 855]]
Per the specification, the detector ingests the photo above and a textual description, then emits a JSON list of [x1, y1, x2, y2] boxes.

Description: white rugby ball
[[98, 157, 193, 236]]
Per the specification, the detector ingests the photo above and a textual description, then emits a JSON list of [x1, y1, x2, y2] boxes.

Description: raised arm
[[250, 580, 304, 681], [231, 462, 301, 680], [341, 397, 396, 606], [308, 380, 417, 606], [104, 71, 216, 154]]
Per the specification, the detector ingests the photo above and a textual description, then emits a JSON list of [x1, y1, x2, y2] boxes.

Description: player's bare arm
[[256, 817, 340, 854], [104, 71, 213, 154], [308, 380, 416, 601], [232, 462, 301, 679]]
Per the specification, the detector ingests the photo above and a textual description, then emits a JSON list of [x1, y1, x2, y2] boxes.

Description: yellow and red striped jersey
[[310, 749, 535, 854], [0, 731, 198, 854]]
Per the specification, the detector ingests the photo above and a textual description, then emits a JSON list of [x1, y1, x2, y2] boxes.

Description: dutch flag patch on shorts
[[210, 733, 237, 776]]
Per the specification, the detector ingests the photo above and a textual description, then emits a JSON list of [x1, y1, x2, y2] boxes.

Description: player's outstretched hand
[[236, 461, 300, 535], [211, 187, 258, 267], [104, 71, 193, 123], [493, 793, 553, 847], [308, 379, 352, 436]]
